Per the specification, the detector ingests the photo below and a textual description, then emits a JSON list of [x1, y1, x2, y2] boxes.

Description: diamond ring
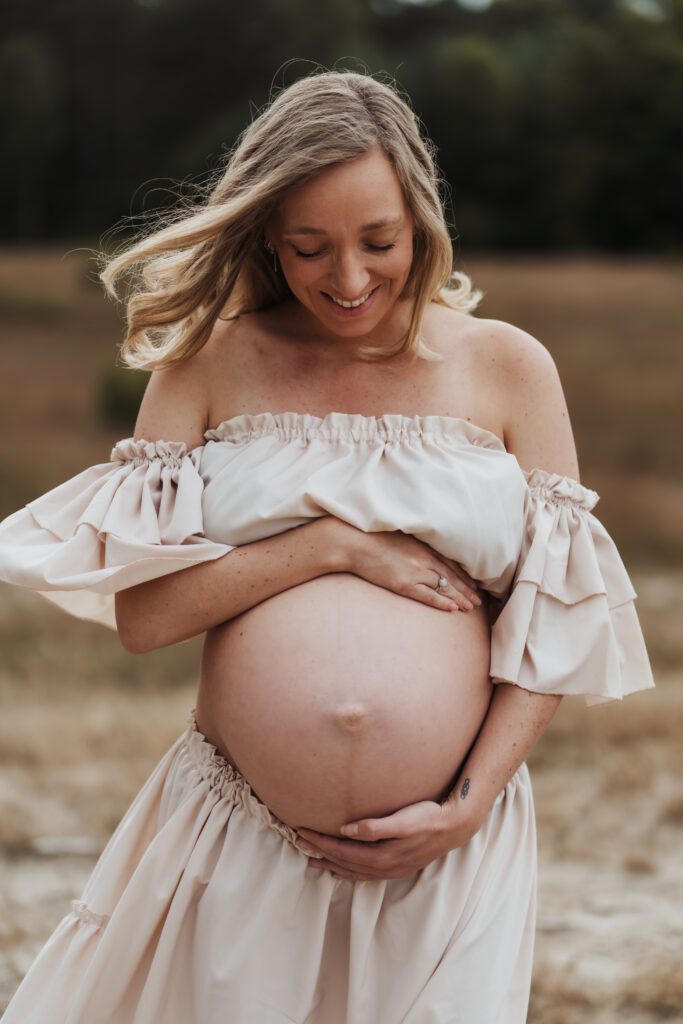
[[436, 574, 449, 591]]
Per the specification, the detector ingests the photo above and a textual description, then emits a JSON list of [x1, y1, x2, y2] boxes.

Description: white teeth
[[328, 289, 374, 308]]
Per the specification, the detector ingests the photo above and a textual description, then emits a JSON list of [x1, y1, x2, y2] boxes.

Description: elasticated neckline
[[203, 410, 507, 452]]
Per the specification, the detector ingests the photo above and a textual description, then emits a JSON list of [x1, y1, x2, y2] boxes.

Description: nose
[[328, 251, 373, 300]]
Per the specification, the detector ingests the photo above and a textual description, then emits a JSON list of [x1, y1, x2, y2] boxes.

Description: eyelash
[[294, 244, 396, 260]]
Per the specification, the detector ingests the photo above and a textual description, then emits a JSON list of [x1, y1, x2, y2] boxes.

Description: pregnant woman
[[0, 70, 655, 1023]]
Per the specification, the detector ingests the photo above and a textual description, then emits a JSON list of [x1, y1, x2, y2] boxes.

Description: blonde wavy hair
[[99, 67, 483, 369]]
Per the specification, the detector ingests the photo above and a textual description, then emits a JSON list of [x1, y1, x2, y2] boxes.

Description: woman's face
[[265, 147, 416, 345]]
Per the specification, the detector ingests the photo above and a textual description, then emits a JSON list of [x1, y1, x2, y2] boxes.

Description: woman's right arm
[[117, 516, 482, 653], [115, 353, 481, 653], [114, 354, 350, 652], [113, 355, 346, 653], [115, 516, 344, 653]]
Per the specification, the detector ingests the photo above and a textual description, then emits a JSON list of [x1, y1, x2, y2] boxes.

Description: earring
[[264, 240, 279, 274]]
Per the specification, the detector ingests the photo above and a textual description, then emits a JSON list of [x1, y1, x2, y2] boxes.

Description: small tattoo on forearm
[[459, 778, 470, 800]]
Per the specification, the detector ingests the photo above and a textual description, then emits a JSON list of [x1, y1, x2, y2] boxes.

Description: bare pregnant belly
[[195, 574, 493, 836]]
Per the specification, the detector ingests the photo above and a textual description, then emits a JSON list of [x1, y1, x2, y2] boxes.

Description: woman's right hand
[[326, 518, 483, 613]]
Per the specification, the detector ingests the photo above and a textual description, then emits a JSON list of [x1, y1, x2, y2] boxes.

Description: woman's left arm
[[440, 683, 562, 830], [296, 324, 581, 880], [297, 683, 561, 882]]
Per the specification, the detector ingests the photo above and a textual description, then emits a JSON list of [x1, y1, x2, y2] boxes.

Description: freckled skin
[[193, 148, 504, 837], [196, 573, 493, 836]]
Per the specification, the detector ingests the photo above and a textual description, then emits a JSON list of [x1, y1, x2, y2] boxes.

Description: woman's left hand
[[296, 798, 483, 882]]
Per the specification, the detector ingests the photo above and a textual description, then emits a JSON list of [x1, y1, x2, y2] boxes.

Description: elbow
[[115, 590, 159, 654], [116, 617, 150, 655], [118, 628, 151, 656]]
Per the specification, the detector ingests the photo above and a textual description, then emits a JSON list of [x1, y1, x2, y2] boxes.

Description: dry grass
[[530, 958, 683, 1022], [0, 249, 681, 1019]]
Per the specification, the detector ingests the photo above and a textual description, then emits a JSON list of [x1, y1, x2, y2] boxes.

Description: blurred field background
[[1, 0, 682, 1020]]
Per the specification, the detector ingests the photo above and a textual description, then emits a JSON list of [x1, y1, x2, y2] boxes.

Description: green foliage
[[0, 31, 64, 238], [0, 0, 680, 250], [97, 365, 149, 433]]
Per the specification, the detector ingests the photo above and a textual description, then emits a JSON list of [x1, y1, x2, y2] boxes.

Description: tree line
[[1, 0, 681, 251]]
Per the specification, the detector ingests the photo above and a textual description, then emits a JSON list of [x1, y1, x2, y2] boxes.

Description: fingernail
[[340, 825, 358, 837], [299, 843, 316, 855], [463, 600, 474, 610]]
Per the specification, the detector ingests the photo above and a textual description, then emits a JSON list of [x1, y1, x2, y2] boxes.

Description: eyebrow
[[284, 216, 403, 236]]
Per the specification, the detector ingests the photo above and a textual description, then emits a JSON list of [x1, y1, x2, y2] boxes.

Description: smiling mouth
[[322, 285, 380, 308]]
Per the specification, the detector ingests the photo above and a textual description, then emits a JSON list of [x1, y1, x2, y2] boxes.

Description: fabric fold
[[0, 712, 538, 1024], [489, 466, 656, 705], [0, 438, 234, 631]]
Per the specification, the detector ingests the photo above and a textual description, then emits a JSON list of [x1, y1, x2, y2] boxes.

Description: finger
[[297, 829, 398, 870], [302, 840, 391, 876], [298, 827, 380, 858], [310, 859, 375, 882], [313, 849, 390, 876], [413, 582, 462, 612], [340, 818, 403, 841], [432, 554, 480, 591], [448, 567, 480, 594], [430, 564, 480, 607], [341, 802, 436, 842], [447, 575, 482, 606], [422, 546, 477, 585], [449, 563, 479, 589], [432, 575, 475, 611]]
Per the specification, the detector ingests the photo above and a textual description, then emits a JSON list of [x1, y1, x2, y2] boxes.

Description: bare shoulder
[[473, 316, 561, 390], [133, 319, 238, 449], [468, 316, 580, 478]]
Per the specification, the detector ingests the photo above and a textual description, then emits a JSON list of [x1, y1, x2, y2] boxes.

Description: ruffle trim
[[490, 466, 655, 705], [183, 710, 324, 859], [111, 438, 190, 470], [0, 442, 234, 630], [202, 410, 507, 451], [523, 467, 599, 512]]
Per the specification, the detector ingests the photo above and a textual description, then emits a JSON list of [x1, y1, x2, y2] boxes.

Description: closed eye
[[294, 244, 396, 260]]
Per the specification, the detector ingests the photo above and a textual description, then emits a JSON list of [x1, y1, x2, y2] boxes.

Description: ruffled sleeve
[[489, 466, 656, 706], [0, 438, 235, 631]]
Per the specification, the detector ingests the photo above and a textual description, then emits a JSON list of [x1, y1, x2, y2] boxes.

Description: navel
[[332, 701, 372, 732]]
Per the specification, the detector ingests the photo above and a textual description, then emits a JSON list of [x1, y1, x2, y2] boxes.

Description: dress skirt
[[2, 710, 538, 1024]]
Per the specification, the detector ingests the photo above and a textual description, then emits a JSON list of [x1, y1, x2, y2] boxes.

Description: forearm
[[442, 683, 562, 827], [116, 515, 344, 653]]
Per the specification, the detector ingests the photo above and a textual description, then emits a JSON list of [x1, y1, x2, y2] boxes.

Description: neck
[[287, 297, 417, 365]]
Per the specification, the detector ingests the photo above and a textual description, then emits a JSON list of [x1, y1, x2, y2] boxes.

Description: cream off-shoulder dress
[[0, 411, 655, 1024]]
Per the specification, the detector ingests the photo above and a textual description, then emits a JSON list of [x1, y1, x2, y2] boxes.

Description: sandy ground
[[0, 571, 681, 1022]]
